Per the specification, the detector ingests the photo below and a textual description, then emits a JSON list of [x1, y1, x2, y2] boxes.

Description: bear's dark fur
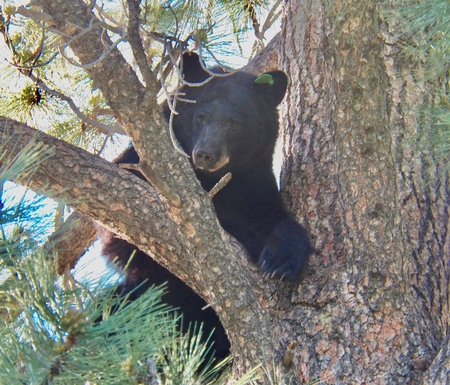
[[102, 53, 313, 359]]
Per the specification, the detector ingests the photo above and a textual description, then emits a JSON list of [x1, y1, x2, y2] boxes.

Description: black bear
[[102, 52, 313, 359]]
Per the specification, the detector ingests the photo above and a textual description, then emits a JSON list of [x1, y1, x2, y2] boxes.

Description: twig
[[53, 17, 126, 69], [119, 163, 140, 173], [208, 172, 232, 199], [165, 4, 180, 42], [93, 3, 127, 35], [261, 0, 282, 34], [163, 56, 189, 157], [16, 5, 55, 26], [136, 160, 182, 207], [58, 35, 125, 69], [95, 131, 112, 156], [194, 37, 237, 78], [5, 51, 59, 70], [46, 27, 73, 39], [244, 0, 263, 41], [167, 46, 220, 87]]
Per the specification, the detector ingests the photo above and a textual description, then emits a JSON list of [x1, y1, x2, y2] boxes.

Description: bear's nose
[[194, 150, 215, 169]]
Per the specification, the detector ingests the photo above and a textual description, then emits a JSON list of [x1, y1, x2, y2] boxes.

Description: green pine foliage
[[0, 246, 206, 384], [387, 0, 450, 173], [0, 230, 237, 384]]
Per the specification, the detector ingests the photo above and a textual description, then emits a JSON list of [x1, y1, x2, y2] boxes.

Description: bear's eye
[[196, 114, 205, 125], [230, 120, 240, 131]]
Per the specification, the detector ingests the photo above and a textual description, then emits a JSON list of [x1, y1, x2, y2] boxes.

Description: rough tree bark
[[278, 0, 450, 383], [2, 0, 449, 383]]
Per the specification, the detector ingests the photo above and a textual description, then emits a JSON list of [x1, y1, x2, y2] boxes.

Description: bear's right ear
[[181, 52, 210, 83], [255, 70, 288, 107]]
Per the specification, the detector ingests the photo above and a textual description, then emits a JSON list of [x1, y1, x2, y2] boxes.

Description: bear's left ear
[[254, 70, 288, 106], [181, 52, 210, 83]]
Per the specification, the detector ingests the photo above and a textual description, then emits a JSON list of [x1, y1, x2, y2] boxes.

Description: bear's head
[[170, 53, 288, 178]]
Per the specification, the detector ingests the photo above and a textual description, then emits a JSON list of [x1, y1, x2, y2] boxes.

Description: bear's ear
[[181, 52, 210, 83], [254, 70, 288, 106]]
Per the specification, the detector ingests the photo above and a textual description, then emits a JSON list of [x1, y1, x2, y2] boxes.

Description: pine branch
[[244, 0, 263, 41], [27, 73, 126, 136], [126, 0, 157, 91], [36, 0, 187, 209], [93, 3, 127, 33]]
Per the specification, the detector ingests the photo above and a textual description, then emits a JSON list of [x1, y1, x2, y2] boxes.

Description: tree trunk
[[278, 0, 450, 383]]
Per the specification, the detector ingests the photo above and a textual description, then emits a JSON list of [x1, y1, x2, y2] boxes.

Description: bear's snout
[[192, 144, 229, 172], [194, 149, 215, 168]]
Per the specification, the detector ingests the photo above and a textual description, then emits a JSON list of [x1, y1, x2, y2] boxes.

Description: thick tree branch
[[45, 211, 97, 276], [126, 0, 157, 90], [1, 116, 281, 376]]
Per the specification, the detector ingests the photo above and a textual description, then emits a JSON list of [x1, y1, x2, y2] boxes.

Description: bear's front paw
[[258, 220, 313, 281]]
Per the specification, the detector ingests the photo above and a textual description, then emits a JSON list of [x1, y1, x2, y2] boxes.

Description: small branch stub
[[208, 172, 232, 199], [282, 340, 297, 368]]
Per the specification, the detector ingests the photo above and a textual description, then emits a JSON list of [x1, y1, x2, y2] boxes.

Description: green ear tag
[[254, 73, 274, 86]]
